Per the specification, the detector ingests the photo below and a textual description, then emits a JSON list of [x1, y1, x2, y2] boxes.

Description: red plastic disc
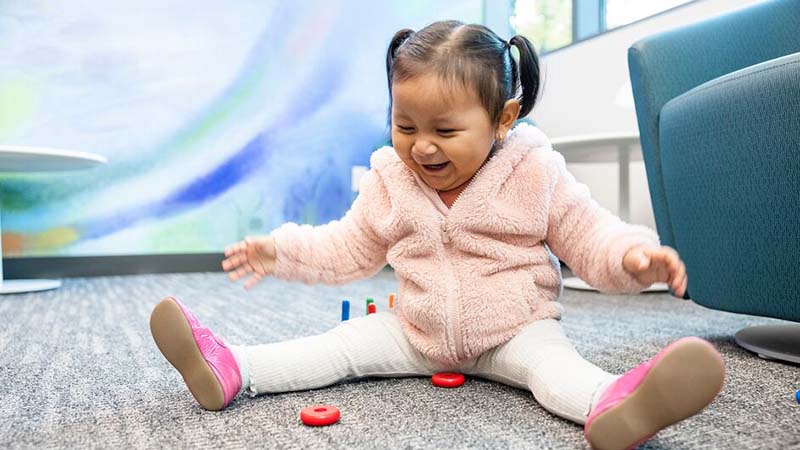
[[300, 405, 341, 426], [431, 372, 465, 388]]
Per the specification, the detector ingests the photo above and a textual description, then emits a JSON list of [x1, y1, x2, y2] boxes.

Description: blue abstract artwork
[[0, 1, 481, 256]]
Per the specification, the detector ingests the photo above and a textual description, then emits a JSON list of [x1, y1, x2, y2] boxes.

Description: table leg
[[618, 144, 630, 222], [563, 139, 668, 294], [0, 199, 61, 294]]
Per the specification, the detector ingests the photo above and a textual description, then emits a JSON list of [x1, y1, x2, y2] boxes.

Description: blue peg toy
[[341, 300, 350, 321]]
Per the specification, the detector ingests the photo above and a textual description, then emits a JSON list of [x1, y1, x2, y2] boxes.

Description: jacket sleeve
[[269, 169, 389, 285], [544, 151, 660, 293]]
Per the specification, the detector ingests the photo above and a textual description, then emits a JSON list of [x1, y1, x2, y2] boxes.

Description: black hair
[[385, 20, 541, 127]]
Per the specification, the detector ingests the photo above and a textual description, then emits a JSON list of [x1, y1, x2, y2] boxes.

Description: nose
[[411, 140, 438, 160]]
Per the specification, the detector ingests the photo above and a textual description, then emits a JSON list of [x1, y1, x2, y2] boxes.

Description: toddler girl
[[150, 20, 724, 450]]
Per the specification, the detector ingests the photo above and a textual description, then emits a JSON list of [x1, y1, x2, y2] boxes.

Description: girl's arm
[[544, 152, 659, 294], [269, 170, 389, 285]]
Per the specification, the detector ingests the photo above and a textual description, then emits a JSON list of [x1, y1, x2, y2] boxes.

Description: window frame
[[492, 0, 700, 55]]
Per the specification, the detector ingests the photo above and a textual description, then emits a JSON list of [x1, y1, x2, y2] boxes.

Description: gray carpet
[[1, 268, 799, 449]]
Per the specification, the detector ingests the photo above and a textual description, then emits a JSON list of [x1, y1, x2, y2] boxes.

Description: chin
[[424, 177, 452, 191], [415, 171, 440, 187]]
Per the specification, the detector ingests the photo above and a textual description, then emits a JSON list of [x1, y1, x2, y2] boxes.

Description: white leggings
[[238, 312, 618, 424]]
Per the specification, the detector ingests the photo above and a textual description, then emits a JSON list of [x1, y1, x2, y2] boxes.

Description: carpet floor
[[1, 269, 798, 449]]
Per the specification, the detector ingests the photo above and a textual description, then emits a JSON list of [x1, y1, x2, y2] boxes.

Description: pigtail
[[386, 29, 415, 93], [509, 35, 541, 118]]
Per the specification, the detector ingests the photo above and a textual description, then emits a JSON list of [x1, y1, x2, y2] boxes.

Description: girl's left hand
[[622, 244, 687, 297]]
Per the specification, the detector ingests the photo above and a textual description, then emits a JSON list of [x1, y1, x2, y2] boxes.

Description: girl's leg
[[463, 319, 725, 450], [240, 311, 444, 395], [151, 297, 245, 411], [462, 319, 617, 424], [584, 337, 724, 450]]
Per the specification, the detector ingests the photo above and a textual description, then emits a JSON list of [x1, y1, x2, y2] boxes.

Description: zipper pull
[[441, 222, 450, 244]]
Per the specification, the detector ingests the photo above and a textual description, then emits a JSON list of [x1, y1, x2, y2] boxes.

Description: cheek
[[449, 134, 490, 158], [391, 132, 411, 151], [391, 132, 414, 161]]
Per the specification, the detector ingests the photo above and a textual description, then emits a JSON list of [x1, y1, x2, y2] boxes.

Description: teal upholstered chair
[[628, 0, 800, 363]]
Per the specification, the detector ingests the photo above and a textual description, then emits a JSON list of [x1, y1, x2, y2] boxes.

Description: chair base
[[734, 324, 800, 364]]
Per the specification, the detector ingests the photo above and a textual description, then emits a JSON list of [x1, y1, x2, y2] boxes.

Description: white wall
[[530, 0, 765, 229]]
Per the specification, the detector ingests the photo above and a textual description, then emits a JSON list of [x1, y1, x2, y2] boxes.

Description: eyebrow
[[392, 111, 458, 123]]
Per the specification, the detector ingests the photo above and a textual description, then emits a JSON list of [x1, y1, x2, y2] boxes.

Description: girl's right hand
[[221, 236, 277, 289]]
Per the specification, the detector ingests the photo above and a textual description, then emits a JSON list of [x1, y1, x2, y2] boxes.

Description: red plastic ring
[[300, 405, 341, 426], [431, 372, 465, 388]]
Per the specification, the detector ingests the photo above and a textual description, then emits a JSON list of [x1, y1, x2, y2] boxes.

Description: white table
[[0, 145, 107, 294], [562, 276, 669, 293], [549, 133, 668, 294], [550, 132, 642, 221]]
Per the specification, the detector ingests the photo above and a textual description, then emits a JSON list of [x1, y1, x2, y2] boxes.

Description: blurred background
[[0, 0, 764, 274]]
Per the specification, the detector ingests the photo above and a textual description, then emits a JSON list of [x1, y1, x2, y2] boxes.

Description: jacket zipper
[[439, 160, 489, 243], [439, 159, 491, 361], [444, 252, 464, 361]]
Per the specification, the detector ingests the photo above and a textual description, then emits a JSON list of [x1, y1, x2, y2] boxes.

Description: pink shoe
[[584, 337, 725, 450], [150, 297, 241, 411]]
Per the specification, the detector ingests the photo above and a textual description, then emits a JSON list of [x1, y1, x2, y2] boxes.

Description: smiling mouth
[[422, 162, 450, 172]]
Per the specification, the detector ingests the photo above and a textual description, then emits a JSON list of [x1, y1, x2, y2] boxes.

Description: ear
[[496, 99, 521, 139]]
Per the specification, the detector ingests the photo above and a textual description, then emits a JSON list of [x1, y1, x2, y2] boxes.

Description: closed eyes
[[395, 126, 457, 135]]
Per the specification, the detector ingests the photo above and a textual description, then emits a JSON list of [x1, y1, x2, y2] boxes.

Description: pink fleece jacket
[[270, 124, 659, 365]]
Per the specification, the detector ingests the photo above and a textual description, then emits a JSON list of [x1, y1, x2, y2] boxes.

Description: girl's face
[[391, 74, 498, 193]]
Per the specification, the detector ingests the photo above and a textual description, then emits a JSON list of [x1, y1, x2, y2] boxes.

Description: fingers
[[674, 270, 688, 297], [219, 236, 285, 290], [222, 239, 253, 281], [221, 256, 235, 271], [670, 257, 687, 296], [634, 248, 651, 271], [221, 252, 248, 272], [222, 238, 269, 289], [647, 246, 688, 296], [224, 240, 247, 257], [222, 240, 249, 271], [244, 273, 263, 290], [646, 247, 674, 272], [226, 262, 265, 290], [623, 246, 651, 274], [680, 273, 688, 297], [228, 266, 250, 282]]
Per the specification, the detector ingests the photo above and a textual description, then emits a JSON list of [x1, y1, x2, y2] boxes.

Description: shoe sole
[[585, 338, 725, 450], [150, 297, 226, 411]]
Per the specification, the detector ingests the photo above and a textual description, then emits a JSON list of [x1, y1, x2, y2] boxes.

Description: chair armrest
[[627, 0, 800, 247], [657, 52, 800, 321]]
